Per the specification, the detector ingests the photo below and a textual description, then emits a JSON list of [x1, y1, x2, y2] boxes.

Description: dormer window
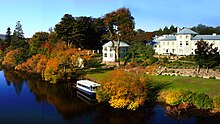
[[180, 41, 182, 47]]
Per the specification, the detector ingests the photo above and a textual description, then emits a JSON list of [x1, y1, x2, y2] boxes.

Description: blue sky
[[0, 0, 220, 38]]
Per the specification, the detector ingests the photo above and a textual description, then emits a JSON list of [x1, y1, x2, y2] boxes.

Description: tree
[[163, 26, 170, 34], [103, 7, 135, 66], [5, 27, 11, 44], [11, 21, 27, 49], [2, 49, 21, 67], [195, 39, 220, 73], [169, 25, 176, 34], [128, 42, 155, 63], [55, 14, 75, 47], [96, 70, 148, 110], [29, 32, 49, 56]]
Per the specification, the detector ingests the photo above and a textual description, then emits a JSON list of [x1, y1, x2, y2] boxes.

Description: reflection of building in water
[[77, 90, 97, 105]]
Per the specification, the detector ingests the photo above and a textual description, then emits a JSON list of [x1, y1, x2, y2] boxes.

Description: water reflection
[[0, 70, 220, 124]]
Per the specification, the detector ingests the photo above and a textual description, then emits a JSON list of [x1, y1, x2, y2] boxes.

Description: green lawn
[[150, 75, 220, 97], [85, 69, 220, 97]]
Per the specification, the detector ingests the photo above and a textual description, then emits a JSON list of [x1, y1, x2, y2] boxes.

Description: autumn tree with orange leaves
[[96, 70, 148, 110]]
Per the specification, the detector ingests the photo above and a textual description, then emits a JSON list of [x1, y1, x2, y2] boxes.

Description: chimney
[[177, 27, 180, 33]]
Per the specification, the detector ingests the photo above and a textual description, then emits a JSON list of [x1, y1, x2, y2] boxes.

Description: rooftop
[[176, 28, 198, 35], [103, 41, 129, 47], [193, 35, 220, 40]]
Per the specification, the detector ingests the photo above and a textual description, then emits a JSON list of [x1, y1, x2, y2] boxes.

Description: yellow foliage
[[2, 50, 20, 67], [97, 70, 148, 110], [213, 97, 220, 112], [161, 90, 183, 105]]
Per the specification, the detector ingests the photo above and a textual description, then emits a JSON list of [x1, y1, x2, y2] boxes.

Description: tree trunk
[[206, 66, 209, 74], [115, 39, 120, 67], [197, 65, 200, 74]]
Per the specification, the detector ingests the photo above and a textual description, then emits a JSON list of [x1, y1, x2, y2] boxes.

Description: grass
[[86, 69, 220, 97], [150, 75, 220, 97], [84, 68, 113, 82]]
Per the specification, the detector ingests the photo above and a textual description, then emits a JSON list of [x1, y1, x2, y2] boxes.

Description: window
[[180, 41, 182, 47], [163, 48, 165, 51], [213, 41, 215, 44], [186, 36, 188, 39], [166, 49, 169, 53], [110, 47, 113, 51], [163, 42, 165, 45], [104, 47, 107, 51], [180, 36, 182, 39], [110, 53, 113, 58], [167, 42, 169, 45], [104, 53, 107, 57], [186, 41, 189, 45], [179, 49, 183, 53], [172, 42, 174, 46]]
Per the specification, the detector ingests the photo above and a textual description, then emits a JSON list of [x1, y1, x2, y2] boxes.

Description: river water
[[0, 70, 219, 124]]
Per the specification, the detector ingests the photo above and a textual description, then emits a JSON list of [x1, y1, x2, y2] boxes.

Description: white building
[[102, 41, 129, 62], [154, 28, 220, 55]]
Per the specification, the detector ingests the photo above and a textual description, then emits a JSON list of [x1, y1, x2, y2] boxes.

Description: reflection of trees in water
[[27, 79, 96, 119], [3, 69, 25, 96], [94, 103, 156, 124]]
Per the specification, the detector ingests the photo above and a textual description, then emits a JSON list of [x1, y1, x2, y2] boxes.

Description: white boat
[[76, 80, 101, 95]]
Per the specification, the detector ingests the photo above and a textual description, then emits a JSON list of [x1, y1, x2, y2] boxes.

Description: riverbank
[[85, 69, 220, 113]]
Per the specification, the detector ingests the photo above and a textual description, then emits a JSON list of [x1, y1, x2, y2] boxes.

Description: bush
[[209, 76, 216, 79], [213, 96, 220, 112], [96, 70, 148, 110], [191, 93, 213, 109]]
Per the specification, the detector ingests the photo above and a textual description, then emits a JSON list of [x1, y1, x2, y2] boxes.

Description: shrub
[[191, 93, 213, 109], [209, 76, 216, 79], [213, 96, 220, 112], [96, 70, 148, 110]]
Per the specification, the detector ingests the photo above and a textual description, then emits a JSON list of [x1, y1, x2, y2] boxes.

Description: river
[[0, 70, 219, 124]]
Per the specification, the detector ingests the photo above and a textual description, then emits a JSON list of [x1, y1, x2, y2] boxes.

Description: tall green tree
[[195, 39, 220, 73], [169, 25, 176, 34], [29, 32, 49, 56], [55, 14, 105, 49], [103, 7, 135, 66], [55, 14, 75, 47], [5, 27, 11, 43], [11, 21, 26, 49], [163, 26, 170, 34]]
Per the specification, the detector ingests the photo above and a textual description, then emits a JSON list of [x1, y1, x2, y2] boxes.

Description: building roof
[[159, 35, 176, 41], [103, 41, 129, 47], [176, 28, 198, 35], [192, 35, 220, 40], [0, 34, 6, 40]]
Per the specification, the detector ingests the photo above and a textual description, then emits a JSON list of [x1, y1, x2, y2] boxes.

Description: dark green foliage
[[29, 32, 49, 56], [156, 25, 177, 35], [127, 42, 155, 63], [195, 39, 220, 73], [10, 21, 27, 50], [191, 24, 220, 35], [5, 27, 11, 46], [191, 93, 213, 109], [55, 14, 106, 49]]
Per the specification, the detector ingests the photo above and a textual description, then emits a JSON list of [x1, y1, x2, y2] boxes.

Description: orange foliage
[[15, 54, 47, 73], [44, 58, 59, 82], [146, 63, 158, 75], [97, 70, 148, 110], [2, 50, 20, 67]]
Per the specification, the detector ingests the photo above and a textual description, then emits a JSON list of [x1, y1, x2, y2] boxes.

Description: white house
[[154, 28, 220, 55], [102, 41, 129, 62]]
